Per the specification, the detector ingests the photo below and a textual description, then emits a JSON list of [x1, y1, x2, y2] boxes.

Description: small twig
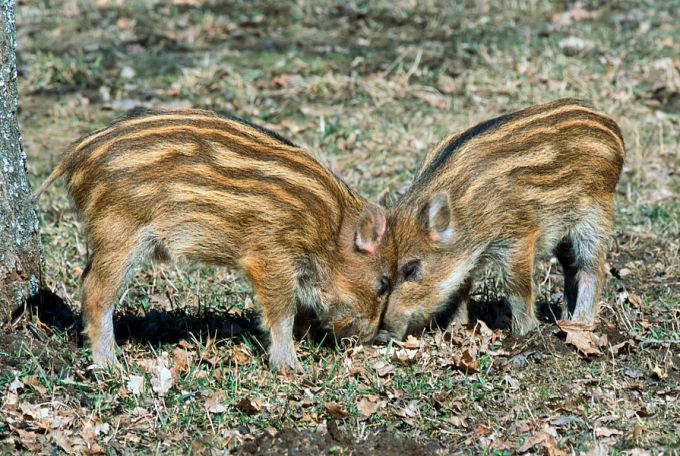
[[404, 49, 422, 83], [160, 269, 179, 293], [540, 261, 552, 286], [639, 338, 680, 347], [381, 53, 406, 79]]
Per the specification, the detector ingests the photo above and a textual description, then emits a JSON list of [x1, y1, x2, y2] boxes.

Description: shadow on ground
[[469, 296, 564, 330], [23, 288, 564, 352], [233, 420, 444, 456], [24, 289, 261, 350]]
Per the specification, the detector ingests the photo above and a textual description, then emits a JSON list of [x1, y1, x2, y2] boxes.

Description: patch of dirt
[[502, 326, 573, 359], [0, 333, 27, 376], [0, 328, 75, 377], [234, 421, 444, 456]]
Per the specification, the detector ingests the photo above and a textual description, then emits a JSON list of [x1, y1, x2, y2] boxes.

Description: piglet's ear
[[422, 192, 453, 243], [377, 188, 398, 209], [355, 203, 387, 255]]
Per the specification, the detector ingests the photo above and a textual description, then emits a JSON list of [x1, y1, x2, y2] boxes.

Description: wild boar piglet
[[379, 98, 624, 340], [36, 108, 393, 372]]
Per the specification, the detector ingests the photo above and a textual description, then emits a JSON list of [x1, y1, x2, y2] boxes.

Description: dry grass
[[2, 0, 678, 454]]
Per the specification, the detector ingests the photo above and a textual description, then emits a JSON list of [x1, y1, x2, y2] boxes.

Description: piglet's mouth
[[326, 320, 380, 344]]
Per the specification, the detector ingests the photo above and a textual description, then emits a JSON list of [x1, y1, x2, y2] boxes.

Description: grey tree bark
[[0, 0, 43, 324]]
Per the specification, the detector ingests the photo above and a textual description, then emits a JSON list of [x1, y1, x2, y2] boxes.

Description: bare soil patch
[[234, 421, 443, 455]]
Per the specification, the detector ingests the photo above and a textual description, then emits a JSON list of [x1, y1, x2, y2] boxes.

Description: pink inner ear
[[361, 243, 377, 255], [355, 207, 386, 254], [375, 211, 386, 244]]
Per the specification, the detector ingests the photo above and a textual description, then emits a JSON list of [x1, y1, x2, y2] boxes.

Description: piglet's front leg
[[242, 255, 302, 373], [266, 311, 300, 373]]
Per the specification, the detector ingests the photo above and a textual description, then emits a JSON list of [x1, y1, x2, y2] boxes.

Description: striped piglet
[[36, 108, 392, 372], [379, 99, 625, 340]]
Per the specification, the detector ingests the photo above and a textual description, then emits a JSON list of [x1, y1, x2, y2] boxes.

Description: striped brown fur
[[378, 99, 625, 341], [36, 108, 392, 372]]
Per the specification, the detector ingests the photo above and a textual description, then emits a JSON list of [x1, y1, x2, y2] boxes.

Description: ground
[[1, 0, 679, 454]]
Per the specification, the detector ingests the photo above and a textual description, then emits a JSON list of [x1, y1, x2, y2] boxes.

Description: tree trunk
[[0, 0, 43, 325]]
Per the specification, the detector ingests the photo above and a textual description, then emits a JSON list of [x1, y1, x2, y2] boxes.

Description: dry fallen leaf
[[149, 293, 171, 310], [126, 375, 145, 396], [448, 415, 467, 427], [547, 7, 598, 25], [503, 374, 520, 391], [19, 401, 49, 421], [357, 396, 380, 417], [391, 348, 419, 365], [518, 428, 552, 453], [651, 365, 668, 380], [570, 8, 598, 21], [395, 400, 420, 419], [468, 319, 494, 340], [236, 397, 262, 416], [323, 402, 349, 419], [152, 365, 173, 394], [565, 330, 602, 356], [610, 339, 635, 355], [139, 357, 175, 395], [627, 293, 643, 308], [372, 360, 395, 377], [515, 418, 539, 434], [81, 418, 109, 453], [270, 73, 303, 89], [205, 390, 227, 414], [623, 449, 652, 456], [172, 347, 193, 374], [475, 426, 489, 436], [631, 422, 643, 439], [116, 17, 132, 29], [618, 267, 632, 277], [231, 346, 252, 365], [50, 429, 73, 453], [403, 334, 421, 349], [451, 348, 480, 373], [545, 436, 568, 456], [551, 415, 579, 427], [178, 339, 194, 350], [556, 320, 596, 332], [8, 377, 23, 394], [624, 366, 644, 379], [12, 427, 47, 452], [557, 320, 606, 356]]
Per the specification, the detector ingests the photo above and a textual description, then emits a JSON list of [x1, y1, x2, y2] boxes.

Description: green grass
[[4, 0, 679, 454]]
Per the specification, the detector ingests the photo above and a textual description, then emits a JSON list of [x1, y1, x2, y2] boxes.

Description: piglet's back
[[410, 99, 624, 227], [418, 99, 624, 192], [56, 108, 361, 257]]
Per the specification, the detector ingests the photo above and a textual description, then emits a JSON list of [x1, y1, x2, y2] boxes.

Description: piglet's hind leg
[[81, 255, 126, 367], [83, 226, 157, 367], [564, 207, 611, 323]]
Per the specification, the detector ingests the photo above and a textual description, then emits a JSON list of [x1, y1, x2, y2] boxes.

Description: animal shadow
[[468, 296, 564, 330], [25, 290, 263, 351]]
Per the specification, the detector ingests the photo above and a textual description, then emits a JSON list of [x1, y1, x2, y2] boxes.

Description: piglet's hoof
[[269, 351, 302, 374], [89, 343, 122, 371]]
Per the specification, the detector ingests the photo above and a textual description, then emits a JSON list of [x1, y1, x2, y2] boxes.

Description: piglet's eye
[[376, 274, 390, 296], [400, 260, 422, 282]]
